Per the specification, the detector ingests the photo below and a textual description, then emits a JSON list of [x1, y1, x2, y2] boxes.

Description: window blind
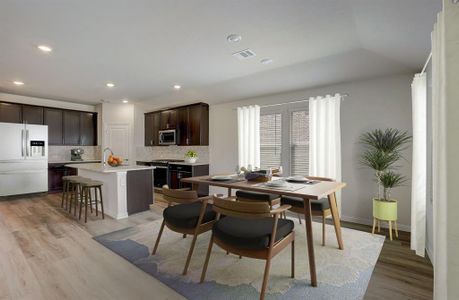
[[290, 110, 309, 176], [260, 113, 282, 169]]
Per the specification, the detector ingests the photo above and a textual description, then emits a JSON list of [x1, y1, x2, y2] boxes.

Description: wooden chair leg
[[79, 188, 84, 220], [394, 221, 399, 238], [84, 188, 89, 223], [152, 219, 166, 255], [297, 214, 302, 224], [98, 187, 105, 219], [372, 218, 376, 234], [291, 240, 295, 278], [322, 215, 326, 246], [73, 184, 80, 216], [260, 257, 272, 300], [200, 234, 214, 283], [89, 188, 93, 214], [68, 183, 74, 213], [377, 219, 380, 232], [389, 221, 393, 241], [183, 234, 199, 275], [61, 181, 67, 208], [94, 187, 99, 217]]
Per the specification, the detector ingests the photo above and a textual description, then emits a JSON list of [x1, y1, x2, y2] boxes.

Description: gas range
[[149, 159, 184, 167]]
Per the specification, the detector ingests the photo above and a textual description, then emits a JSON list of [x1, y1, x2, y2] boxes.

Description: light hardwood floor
[[0, 193, 433, 300]]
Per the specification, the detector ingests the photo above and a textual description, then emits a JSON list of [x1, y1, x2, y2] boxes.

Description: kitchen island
[[66, 163, 155, 219]]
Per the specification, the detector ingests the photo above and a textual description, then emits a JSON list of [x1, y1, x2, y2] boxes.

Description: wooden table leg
[[328, 192, 344, 250], [303, 198, 317, 287]]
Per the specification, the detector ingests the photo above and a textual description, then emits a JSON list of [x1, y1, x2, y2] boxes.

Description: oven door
[[153, 166, 168, 188], [159, 130, 176, 145]]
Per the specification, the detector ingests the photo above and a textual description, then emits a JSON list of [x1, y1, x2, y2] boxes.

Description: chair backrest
[[212, 195, 271, 219], [162, 185, 198, 204]]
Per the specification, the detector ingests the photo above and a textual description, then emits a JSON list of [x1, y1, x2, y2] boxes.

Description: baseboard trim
[[341, 215, 411, 232]]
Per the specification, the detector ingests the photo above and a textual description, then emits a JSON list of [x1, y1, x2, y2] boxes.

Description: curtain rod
[[420, 52, 432, 75], [233, 93, 348, 110]]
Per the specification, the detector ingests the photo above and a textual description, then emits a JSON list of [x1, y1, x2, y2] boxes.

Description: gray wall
[[209, 73, 413, 230]]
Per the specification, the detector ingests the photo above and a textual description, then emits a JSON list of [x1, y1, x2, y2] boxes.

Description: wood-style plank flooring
[[0, 193, 432, 300]]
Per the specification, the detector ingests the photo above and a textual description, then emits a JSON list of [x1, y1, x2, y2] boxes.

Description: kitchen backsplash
[[136, 146, 209, 162], [48, 146, 101, 162]]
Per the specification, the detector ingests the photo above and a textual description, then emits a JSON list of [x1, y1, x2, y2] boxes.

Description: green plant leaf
[[360, 128, 411, 154]]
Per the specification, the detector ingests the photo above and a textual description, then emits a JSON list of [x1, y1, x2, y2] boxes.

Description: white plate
[[211, 175, 233, 181], [265, 180, 287, 187], [286, 176, 308, 182]]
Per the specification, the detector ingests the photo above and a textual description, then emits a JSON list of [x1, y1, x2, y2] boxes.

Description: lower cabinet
[[169, 164, 209, 196], [48, 164, 77, 193], [126, 169, 154, 214]]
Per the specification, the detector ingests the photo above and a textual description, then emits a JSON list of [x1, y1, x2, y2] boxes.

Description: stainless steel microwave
[[159, 129, 176, 145]]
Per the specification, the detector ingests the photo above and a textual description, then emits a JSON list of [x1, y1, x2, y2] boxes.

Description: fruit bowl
[[107, 155, 123, 167]]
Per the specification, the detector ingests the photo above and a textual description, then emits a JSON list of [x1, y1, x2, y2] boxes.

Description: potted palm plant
[[360, 129, 411, 239]]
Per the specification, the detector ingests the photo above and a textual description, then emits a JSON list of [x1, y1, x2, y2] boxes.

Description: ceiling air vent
[[232, 49, 256, 60]]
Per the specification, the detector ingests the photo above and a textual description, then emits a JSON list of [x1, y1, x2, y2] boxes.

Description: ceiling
[[0, 0, 441, 106]]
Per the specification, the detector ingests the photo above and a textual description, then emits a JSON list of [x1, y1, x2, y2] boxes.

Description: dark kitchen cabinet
[[144, 112, 160, 146], [169, 163, 209, 196], [0, 102, 22, 123], [22, 105, 44, 125], [127, 169, 154, 214], [63, 110, 80, 145], [80, 112, 97, 145], [176, 103, 209, 146], [44, 108, 63, 145], [48, 164, 77, 193], [160, 110, 177, 130]]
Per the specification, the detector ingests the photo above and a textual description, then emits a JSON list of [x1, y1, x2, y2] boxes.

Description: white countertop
[[66, 163, 155, 173], [49, 159, 101, 164]]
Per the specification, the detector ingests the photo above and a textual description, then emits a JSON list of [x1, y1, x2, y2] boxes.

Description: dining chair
[[152, 185, 217, 275], [280, 176, 337, 247], [235, 190, 280, 209], [200, 195, 294, 300]]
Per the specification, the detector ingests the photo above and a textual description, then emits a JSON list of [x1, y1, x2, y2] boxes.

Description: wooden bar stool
[[79, 180, 105, 223], [61, 175, 83, 210]]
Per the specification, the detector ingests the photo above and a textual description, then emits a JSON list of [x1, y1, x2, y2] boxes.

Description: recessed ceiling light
[[173, 84, 181, 90], [37, 45, 52, 52], [13, 81, 24, 86], [122, 99, 129, 103], [260, 58, 273, 65], [106, 82, 115, 88], [227, 34, 242, 43]]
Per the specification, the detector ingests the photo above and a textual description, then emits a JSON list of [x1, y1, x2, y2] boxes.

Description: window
[[260, 106, 309, 176], [290, 110, 309, 176], [260, 113, 282, 170]]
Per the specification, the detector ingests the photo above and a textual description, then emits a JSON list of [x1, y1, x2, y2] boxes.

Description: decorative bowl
[[185, 156, 198, 163]]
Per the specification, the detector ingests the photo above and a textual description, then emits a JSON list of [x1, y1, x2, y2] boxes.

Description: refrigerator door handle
[[26, 130, 30, 157], [21, 129, 25, 157]]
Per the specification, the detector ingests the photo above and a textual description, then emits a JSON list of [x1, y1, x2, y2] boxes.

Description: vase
[[185, 157, 198, 163], [372, 198, 397, 221]]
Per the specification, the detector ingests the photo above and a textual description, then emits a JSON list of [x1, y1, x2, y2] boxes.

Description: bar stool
[[79, 180, 104, 223], [62, 175, 83, 210], [67, 177, 91, 216]]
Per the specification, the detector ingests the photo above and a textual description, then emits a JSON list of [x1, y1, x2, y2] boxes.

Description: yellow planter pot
[[373, 198, 397, 221]]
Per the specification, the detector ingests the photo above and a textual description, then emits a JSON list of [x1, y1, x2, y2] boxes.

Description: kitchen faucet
[[103, 147, 114, 166]]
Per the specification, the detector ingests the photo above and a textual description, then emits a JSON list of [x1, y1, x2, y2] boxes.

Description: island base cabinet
[[127, 169, 153, 215]]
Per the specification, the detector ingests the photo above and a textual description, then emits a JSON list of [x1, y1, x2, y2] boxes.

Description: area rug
[[94, 219, 384, 300]]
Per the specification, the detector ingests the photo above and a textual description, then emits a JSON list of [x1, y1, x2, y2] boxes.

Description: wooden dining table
[[181, 175, 346, 287]]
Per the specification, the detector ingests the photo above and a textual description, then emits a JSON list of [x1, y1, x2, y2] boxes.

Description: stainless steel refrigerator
[[0, 122, 48, 196]]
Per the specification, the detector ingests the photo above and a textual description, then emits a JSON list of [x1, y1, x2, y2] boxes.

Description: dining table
[[181, 175, 347, 287]]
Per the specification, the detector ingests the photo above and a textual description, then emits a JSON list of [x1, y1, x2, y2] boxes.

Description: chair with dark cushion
[[280, 176, 337, 247], [200, 195, 294, 300], [235, 190, 280, 208], [152, 186, 216, 275]]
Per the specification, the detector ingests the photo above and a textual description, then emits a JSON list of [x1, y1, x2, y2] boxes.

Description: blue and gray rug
[[94, 219, 384, 300]]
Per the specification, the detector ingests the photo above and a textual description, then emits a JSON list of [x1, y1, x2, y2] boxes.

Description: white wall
[[209, 73, 413, 230], [0, 93, 96, 112]]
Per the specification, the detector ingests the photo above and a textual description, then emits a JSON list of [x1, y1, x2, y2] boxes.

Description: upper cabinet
[[159, 109, 177, 130], [0, 101, 97, 146], [145, 102, 209, 146], [22, 105, 44, 125], [80, 112, 97, 146], [63, 110, 80, 145], [44, 108, 64, 145], [0, 102, 22, 123], [145, 112, 160, 146]]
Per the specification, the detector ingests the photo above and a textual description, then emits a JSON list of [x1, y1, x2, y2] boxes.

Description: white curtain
[[431, 12, 447, 299], [237, 105, 260, 169], [309, 94, 342, 210], [410, 73, 427, 257]]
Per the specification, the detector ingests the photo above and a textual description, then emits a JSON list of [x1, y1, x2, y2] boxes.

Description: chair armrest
[[270, 205, 291, 215]]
